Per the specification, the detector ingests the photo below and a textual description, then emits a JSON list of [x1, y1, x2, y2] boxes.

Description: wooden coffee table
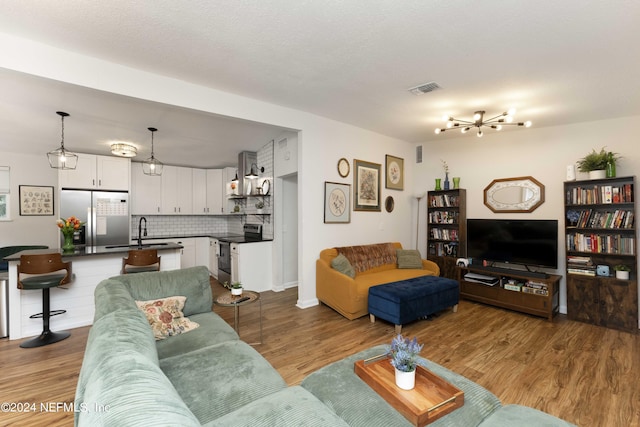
[[214, 290, 262, 345]]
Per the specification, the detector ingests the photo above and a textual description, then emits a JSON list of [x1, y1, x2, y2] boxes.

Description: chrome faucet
[[137, 217, 147, 248]]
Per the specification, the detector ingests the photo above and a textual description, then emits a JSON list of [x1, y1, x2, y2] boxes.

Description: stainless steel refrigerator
[[60, 190, 130, 247]]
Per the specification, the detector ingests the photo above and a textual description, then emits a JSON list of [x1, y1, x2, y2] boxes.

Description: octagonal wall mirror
[[483, 176, 545, 213]]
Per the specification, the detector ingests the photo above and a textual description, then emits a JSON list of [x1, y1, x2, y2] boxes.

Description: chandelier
[[110, 142, 137, 158], [142, 127, 163, 176], [435, 109, 532, 138], [47, 111, 78, 169]]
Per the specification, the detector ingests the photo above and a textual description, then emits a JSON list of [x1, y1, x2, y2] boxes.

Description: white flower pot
[[394, 368, 416, 390], [231, 287, 243, 296], [589, 170, 606, 179], [615, 271, 629, 280]]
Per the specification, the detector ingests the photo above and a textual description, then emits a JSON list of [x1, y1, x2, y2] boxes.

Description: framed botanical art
[[19, 185, 54, 216], [385, 155, 404, 190], [353, 159, 381, 211], [324, 181, 350, 223]]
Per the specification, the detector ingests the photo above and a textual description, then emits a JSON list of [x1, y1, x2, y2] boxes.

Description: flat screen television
[[466, 219, 558, 269]]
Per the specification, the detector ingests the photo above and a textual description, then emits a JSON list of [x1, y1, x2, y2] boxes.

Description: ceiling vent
[[408, 82, 442, 96]]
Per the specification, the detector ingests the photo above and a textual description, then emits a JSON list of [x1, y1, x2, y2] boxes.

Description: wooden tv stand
[[458, 266, 561, 321]]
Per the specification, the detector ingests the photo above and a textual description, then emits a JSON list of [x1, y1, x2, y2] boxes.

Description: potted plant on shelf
[[388, 334, 423, 390], [576, 148, 620, 179], [614, 265, 631, 280], [255, 201, 264, 214]]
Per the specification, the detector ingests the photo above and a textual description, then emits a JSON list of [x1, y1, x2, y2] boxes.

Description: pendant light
[[47, 111, 78, 170], [142, 127, 163, 176]]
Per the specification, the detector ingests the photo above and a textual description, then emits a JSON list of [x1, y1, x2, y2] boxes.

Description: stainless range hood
[[237, 151, 257, 196]]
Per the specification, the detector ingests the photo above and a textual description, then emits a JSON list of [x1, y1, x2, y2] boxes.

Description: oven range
[[217, 224, 262, 285]]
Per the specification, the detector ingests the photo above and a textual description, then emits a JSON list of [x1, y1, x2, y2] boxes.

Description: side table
[[214, 290, 262, 345]]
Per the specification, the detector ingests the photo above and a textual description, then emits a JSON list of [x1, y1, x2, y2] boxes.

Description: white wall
[[414, 115, 640, 314], [0, 152, 60, 248]]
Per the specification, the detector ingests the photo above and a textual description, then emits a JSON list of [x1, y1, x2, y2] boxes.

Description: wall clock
[[337, 158, 350, 178]]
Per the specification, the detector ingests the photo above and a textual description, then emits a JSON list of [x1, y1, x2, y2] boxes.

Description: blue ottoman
[[368, 276, 459, 333]]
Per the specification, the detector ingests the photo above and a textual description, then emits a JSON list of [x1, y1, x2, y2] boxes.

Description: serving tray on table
[[354, 355, 464, 426]]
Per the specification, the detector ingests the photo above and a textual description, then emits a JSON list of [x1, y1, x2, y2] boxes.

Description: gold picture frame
[[354, 159, 381, 211], [385, 155, 404, 190]]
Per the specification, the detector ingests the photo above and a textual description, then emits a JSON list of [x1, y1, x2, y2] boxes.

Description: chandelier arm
[[449, 118, 475, 125], [482, 113, 507, 122]]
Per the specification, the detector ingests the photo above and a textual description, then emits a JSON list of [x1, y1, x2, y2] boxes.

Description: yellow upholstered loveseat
[[316, 242, 440, 320]]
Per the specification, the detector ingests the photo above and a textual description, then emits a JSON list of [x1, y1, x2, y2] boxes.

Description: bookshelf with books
[[564, 176, 638, 333], [427, 189, 466, 279]]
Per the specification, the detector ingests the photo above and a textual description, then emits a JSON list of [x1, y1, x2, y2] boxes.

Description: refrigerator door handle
[[86, 206, 95, 247]]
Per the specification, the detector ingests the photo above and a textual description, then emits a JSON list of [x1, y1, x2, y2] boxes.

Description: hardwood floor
[[1, 280, 638, 426]]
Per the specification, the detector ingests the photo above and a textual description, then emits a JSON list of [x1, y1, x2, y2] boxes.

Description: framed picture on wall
[[385, 154, 404, 190], [19, 185, 54, 216], [324, 181, 350, 223], [353, 159, 381, 211]]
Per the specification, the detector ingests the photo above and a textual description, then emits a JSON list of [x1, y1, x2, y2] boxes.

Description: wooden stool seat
[[122, 249, 161, 274]]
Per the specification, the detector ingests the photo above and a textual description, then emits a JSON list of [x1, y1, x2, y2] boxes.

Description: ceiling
[[0, 1, 639, 168]]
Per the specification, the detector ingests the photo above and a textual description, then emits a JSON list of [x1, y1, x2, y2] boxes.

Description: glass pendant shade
[[143, 127, 163, 176], [48, 111, 78, 170]]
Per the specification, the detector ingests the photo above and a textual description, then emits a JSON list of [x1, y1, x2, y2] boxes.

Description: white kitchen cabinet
[[162, 166, 193, 214], [206, 169, 223, 214], [195, 237, 209, 269], [59, 153, 130, 190], [209, 238, 219, 278], [142, 237, 196, 269], [192, 168, 208, 214], [131, 163, 162, 214]]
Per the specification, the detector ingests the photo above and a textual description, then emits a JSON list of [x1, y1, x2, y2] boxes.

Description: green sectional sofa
[[75, 266, 575, 426]]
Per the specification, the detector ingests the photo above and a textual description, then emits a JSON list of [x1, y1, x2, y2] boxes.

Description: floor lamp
[[415, 192, 426, 252]]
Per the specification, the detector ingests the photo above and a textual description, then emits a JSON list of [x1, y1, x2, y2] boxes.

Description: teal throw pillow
[[397, 249, 423, 269], [331, 254, 356, 278]]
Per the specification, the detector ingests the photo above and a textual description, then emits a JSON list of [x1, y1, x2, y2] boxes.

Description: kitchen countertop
[[133, 234, 273, 243], [3, 243, 183, 261]]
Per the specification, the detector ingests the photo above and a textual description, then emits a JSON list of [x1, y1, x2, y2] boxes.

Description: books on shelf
[[429, 194, 460, 208], [428, 211, 459, 224], [566, 183, 634, 205], [429, 228, 459, 241], [566, 233, 635, 255], [569, 209, 634, 229]]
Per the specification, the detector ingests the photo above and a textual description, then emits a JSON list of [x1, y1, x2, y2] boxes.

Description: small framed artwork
[[385, 155, 404, 190], [19, 185, 54, 216], [324, 181, 350, 223], [353, 159, 381, 212]]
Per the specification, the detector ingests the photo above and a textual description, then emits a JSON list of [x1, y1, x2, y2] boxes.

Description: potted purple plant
[[388, 334, 423, 390]]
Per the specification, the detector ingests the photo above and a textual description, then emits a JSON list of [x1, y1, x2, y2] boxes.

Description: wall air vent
[[408, 82, 442, 96]]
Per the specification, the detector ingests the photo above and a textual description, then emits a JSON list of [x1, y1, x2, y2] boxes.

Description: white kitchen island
[[4, 244, 182, 340]]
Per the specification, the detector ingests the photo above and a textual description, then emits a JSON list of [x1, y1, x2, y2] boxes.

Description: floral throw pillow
[[135, 296, 200, 340]]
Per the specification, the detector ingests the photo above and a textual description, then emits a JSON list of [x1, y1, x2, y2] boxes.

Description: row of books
[[429, 194, 460, 208], [566, 255, 597, 276], [566, 183, 633, 205], [569, 209, 634, 229], [429, 228, 459, 241], [428, 211, 459, 224], [566, 233, 635, 255], [428, 242, 459, 257]]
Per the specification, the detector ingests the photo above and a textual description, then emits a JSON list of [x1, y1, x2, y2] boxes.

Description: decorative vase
[[62, 232, 75, 252], [395, 368, 416, 390], [615, 271, 629, 280], [606, 160, 616, 178], [256, 208, 263, 214], [231, 287, 243, 296], [589, 170, 606, 179], [434, 178, 442, 191], [443, 172, 450, 190], [453, 177, 460, 189]]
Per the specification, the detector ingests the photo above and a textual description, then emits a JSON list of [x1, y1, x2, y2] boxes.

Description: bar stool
[[17, 252, 72, 348], [121, 249, 161, 274]]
